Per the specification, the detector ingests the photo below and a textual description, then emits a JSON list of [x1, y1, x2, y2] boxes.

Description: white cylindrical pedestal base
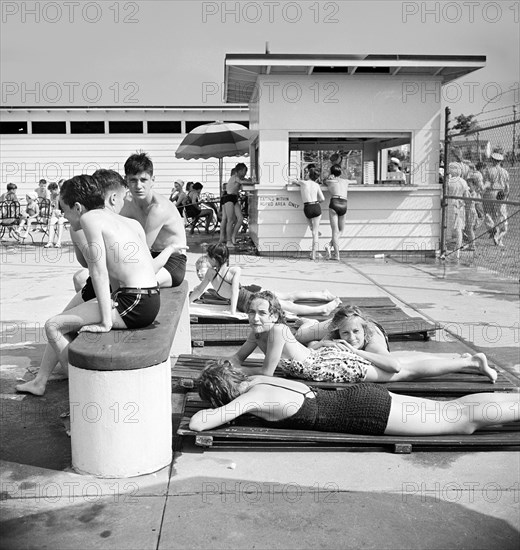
[[69, 359, 172, 478]]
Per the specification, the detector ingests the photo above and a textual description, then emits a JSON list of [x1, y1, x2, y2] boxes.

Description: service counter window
[[289, 134, 411, 185]]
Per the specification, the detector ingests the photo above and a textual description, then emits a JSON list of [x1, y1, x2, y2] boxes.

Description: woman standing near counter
[[323, 164, 349, 261]]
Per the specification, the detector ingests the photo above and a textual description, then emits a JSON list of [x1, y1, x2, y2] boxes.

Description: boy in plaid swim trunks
[[16, 174, 160, 396]]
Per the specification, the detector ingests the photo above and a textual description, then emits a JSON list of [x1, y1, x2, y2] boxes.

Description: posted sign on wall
[[258, 195, 300, 209]]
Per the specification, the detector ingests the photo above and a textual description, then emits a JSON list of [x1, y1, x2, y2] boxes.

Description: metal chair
[[0, 201, 21, 241]]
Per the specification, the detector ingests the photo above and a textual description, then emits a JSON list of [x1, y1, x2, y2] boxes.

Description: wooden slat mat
[[172, 355, 520, 395], [190, 296, 438, 345], [177, 393, 520, 453]]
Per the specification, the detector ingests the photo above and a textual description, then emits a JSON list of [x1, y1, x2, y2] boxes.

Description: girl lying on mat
[[295, 305, 497, 383], [189, 243, 341, 317], [189, 360, 519, 435], [215, 291, 497, 384]]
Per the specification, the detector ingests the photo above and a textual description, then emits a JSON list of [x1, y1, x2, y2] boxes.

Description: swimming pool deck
[[1, 236, 519, 550]]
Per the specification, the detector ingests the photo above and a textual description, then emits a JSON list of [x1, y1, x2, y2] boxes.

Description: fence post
[[440, 106, 451, 256]]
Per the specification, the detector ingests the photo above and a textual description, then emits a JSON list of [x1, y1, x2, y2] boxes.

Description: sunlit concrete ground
[[1, 232, 519, 550]]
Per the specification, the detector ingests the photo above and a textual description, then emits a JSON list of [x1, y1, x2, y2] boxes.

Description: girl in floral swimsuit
[[221, 292, 496, 385]]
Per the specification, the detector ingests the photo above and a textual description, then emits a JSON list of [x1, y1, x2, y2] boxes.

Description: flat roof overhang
[[224, 53, 486, 103]]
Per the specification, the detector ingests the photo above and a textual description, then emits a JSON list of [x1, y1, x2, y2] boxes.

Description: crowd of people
[[446, 147, 510, 257], [10, 151, 518, 440]]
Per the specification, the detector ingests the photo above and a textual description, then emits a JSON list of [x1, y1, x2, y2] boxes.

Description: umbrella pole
[[219, 158, 223, 196]]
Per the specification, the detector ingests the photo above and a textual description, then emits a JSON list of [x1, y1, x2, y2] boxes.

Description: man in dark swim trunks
[[220, 163, 251, 247], [121, 152, 187, 288], [323, 164, 349, 261]]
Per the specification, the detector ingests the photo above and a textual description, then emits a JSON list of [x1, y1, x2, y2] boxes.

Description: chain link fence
[[442, 107, 519, 281]]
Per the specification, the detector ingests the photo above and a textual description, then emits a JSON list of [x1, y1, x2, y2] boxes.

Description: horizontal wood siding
[[251, 187, 441, 252], [0, 135, 248, 199]]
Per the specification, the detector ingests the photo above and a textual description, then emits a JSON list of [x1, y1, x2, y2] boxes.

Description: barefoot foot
[[472, 353, 497, 383], [323, 289, 337, 301], [321, 297, 342, 316], [16, 379, 46, 396]]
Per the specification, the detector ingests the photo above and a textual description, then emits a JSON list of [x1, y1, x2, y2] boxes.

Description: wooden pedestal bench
[[177, 393, 520, 453], [67, 281, 191, 478]]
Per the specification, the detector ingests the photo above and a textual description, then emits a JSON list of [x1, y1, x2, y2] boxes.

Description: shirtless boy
[[293, 166, 324, 261], [16, 174, 160, 396], [323, 164, 349, 261], [220, 163, 250, 247], [121, 152, 187, 287]]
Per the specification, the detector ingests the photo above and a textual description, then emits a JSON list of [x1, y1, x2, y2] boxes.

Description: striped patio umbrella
[[175, 121, 251, 195]]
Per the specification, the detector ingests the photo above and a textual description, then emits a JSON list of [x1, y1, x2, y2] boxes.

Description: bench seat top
[[68, 281, 188, 371]]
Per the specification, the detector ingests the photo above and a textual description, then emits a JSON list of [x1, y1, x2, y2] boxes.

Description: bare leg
[[279, 297, 341, 317], [223, 202, 235, 246], [364, 352, 497, 383], [16, 300, 127, 396], [385, 392, 520, 436], [309, 216, 322, 260], [276, 290, 337, 302], [231, 203, 243, 244], [54, 220, 64, 247], [328, 210, 340, 260], [219, 208, 228, 243]]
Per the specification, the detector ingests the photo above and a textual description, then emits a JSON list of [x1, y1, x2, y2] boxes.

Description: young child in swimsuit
[[295, 304, 497, 382], [16, 174, 161, 397], [221, 292, 496, 384], [15, 192, 40, 239], [43, 182, 65, 248], [189, 359, 519, 437], [189, 243, 341, 317], [291, 167, 324, 261]]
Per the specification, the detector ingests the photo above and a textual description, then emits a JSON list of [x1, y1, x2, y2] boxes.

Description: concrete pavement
[[1, 236, 519, 549]]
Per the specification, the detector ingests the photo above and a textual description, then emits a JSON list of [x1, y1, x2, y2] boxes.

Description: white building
[[224, 53, 486, 254], [0, 106, 249, 198]]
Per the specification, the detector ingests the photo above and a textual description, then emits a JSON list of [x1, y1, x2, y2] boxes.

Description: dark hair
[[39, 179, 47, 185], [6, 183, 17, 191], [206, 242, 229, 270], [307, 167, 320, 182], [250, 290, 286, 324], [124, 152, 153, 176], [60, 175, 105, 210], [330, 164, 342, 177], [198, 359, 249, 407], [92, 169, 127, 195], [192, 182, 203, 191], [47, 182, 59, 192], [235, 163, 247, 173], [328, 305, 375, 346]]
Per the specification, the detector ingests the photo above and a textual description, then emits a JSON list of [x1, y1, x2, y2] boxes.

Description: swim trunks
[[303, 201, 322, 219], [150, 251, 187, 288], [329, 197, 348, 216], [81, 276, 96, 302], [112, 287, 161, 329], [279, 346, 371, 383], [264, 383, 391, 435], [221, 193, 239, 206]]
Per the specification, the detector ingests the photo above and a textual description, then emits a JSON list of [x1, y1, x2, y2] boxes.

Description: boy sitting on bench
[[16, 174, 161, 396]]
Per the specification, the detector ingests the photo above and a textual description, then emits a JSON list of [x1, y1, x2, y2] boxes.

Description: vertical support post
[[440, 106, 451, 257]]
